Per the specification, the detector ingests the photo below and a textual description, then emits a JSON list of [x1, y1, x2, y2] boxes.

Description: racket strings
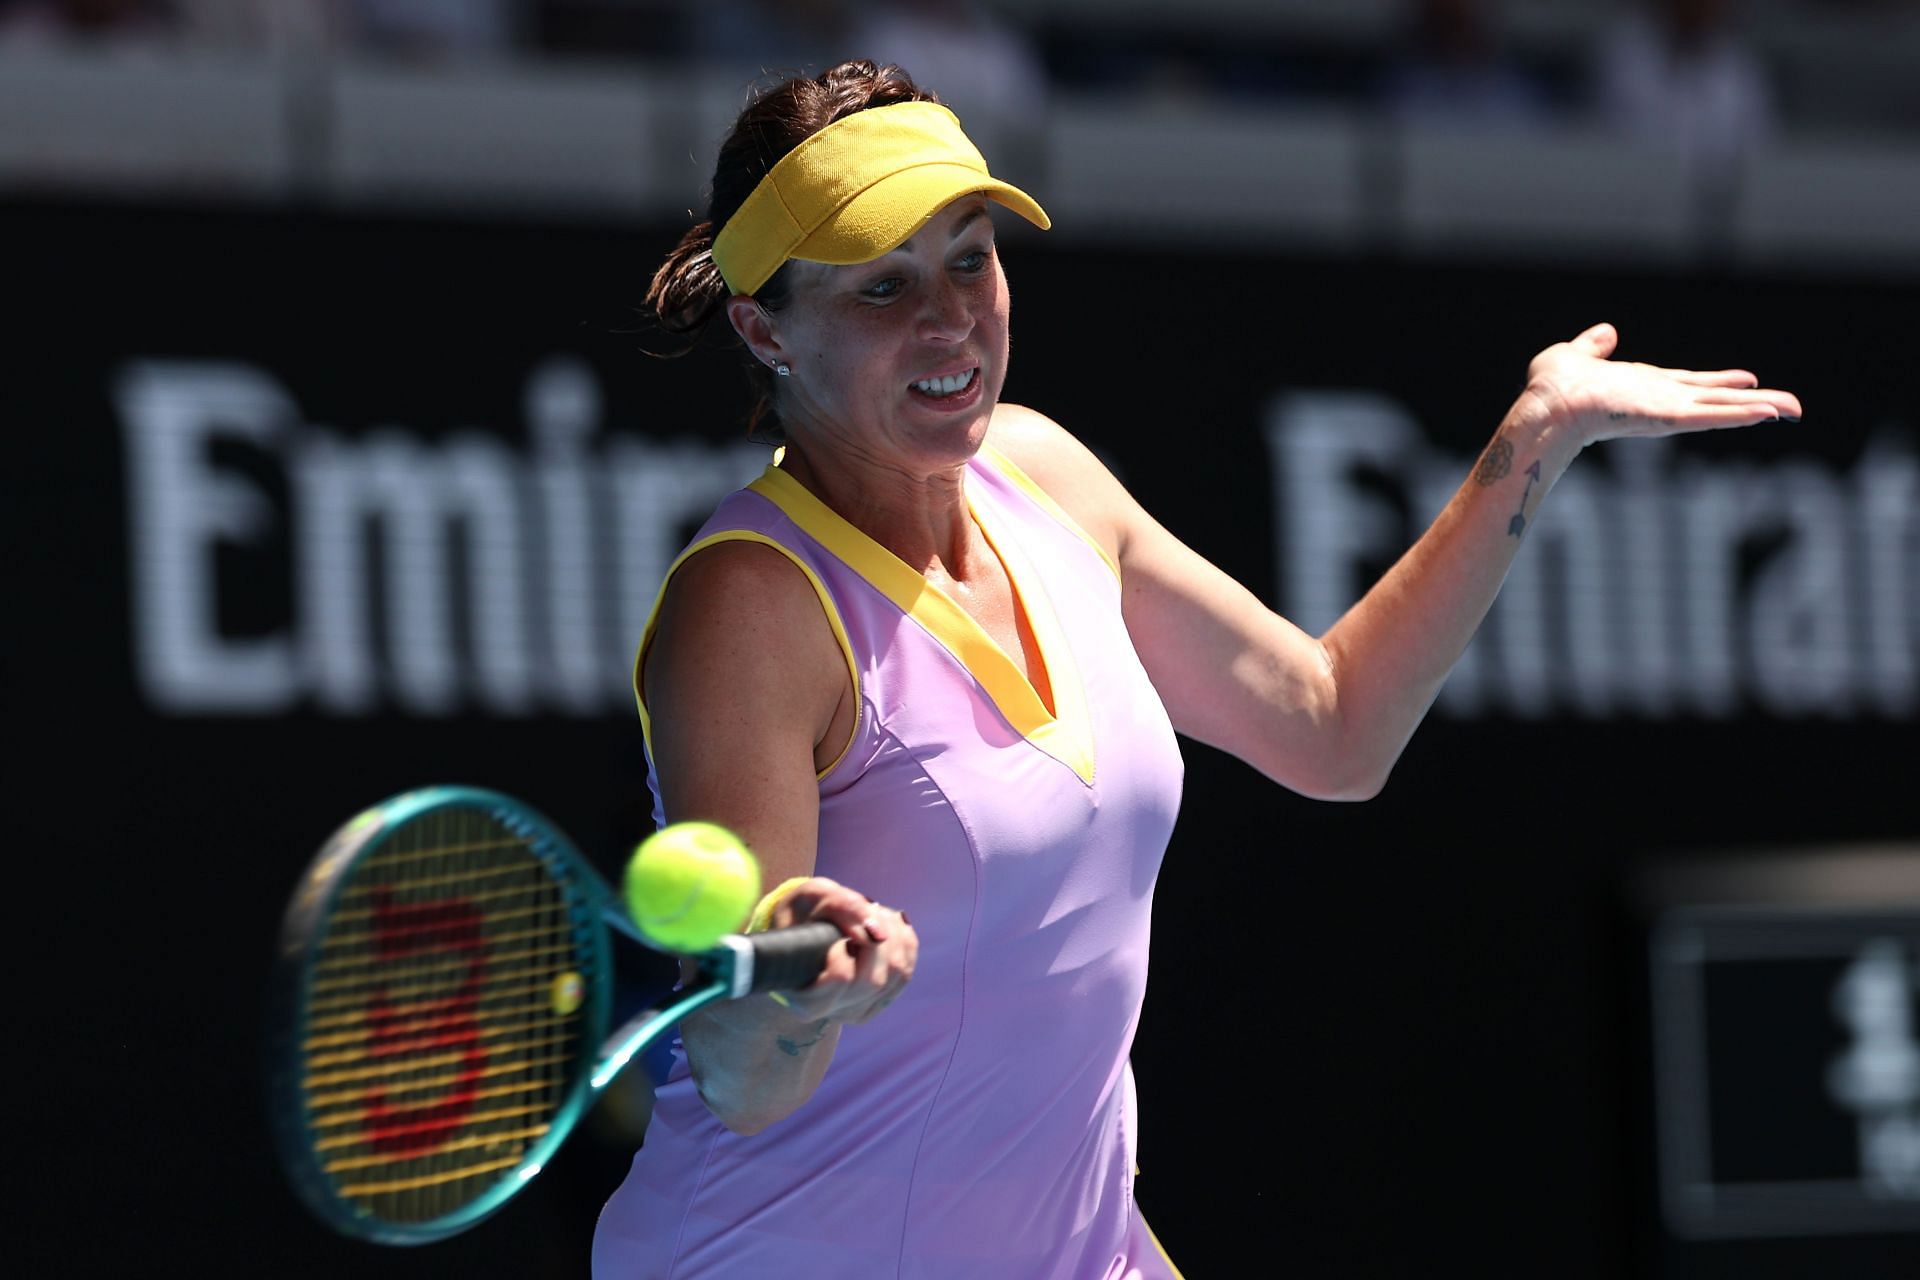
[[304, 936, 574, 1001], [302, 991, 571, 1048], [324, 876, 582, 926], [336, 1152, 528, 1200], [302, 1049, 577, 1112], [322, 1122, 556, 1174], [325, 858, 549, 906], [303, 973, 572, 1031], [314, 1105, 556, 1151], [302, 1029, 576, 1081], [296, 804, 588, 1225]]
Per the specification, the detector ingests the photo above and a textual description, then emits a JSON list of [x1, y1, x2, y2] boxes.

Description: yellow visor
[[711, 100, 1051, 297]]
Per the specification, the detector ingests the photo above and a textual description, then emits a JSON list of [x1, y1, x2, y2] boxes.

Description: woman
[[592, 60, 1800, 1278]]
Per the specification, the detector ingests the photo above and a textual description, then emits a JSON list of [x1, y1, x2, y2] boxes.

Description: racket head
[[267, 786, 613, 1244]]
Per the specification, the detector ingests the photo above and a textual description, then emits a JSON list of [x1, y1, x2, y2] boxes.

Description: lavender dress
[[594, 445, 1185, 1279]]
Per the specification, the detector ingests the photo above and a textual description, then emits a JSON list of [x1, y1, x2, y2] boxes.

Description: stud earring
[[771, 359, 790, 377]]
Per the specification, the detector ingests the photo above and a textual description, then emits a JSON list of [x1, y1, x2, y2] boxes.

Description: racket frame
[[269, 785, 841, 1245], [267, 786, 616, 1246]]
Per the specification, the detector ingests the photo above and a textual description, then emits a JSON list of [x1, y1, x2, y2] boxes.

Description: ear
[[725, 296, 782, 370]]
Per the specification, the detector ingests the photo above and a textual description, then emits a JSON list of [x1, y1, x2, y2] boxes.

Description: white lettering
[[1750, 462, 1853, 716], [113, 368, 1917, 721], [1828, 939, 1920, 1199], [1266, 392, 1920, 721], [1674, 459, 1762, 717], [1861, 436, 1918, 716], [528, 356, 607, 716], [117, 363, 299, 712], [293, 430, 529, 717], [1615, 440, 1678, 716], [119, 358, 762, 716], [1264, 392, 1417, 637]]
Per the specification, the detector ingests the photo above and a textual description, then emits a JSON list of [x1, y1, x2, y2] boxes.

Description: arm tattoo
[[1608, 410, 1676, 427], [1474, 437, 1513, 486], [1508, 460, 1542, 538], [776, 1019, 833, 1057]]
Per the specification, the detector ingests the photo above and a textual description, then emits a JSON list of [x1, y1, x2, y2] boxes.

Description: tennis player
[[592, 59, 1800, 1278]]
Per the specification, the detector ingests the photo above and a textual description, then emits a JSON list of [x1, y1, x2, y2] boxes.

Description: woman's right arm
[[641, 539, 917, 1136]]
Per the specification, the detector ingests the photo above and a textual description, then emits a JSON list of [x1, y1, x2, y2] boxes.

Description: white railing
[[2, 45, 1916, 273]]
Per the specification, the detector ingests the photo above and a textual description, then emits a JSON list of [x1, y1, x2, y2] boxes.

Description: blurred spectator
[[1595, 0, 1777, 185], [0, 0, 174, 48], [1379, 0, 1553, 131], [531, 0, 687, 61], [684, 0, 854, 78], [845, 0, 1046, 130], [346, 0, 517, 59], [172, 0, 342, 53]]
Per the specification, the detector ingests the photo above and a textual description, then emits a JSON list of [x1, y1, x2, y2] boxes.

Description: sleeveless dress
[[593, 445, 1185, 1279]]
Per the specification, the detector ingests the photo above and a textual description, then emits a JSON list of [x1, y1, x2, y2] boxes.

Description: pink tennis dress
[[593, 445, 1185, 1279]]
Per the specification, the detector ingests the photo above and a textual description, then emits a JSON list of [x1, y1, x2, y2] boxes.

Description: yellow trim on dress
[[976, 441, 1122, 584], [747, 462, 1095, 786], [632, 530, 862, 783], [1145, 1219, 1187, 1280]]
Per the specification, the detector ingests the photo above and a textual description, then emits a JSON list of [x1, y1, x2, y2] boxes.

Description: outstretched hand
[[1515, 323, 1802, 450]]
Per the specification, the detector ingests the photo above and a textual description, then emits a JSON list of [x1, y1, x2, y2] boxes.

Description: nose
[[917, 275, 974, 344]]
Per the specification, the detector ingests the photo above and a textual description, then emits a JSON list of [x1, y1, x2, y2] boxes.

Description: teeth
[[913, 368, 975, 396]]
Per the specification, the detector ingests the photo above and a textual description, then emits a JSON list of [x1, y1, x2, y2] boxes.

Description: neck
[[777, 435, 987, 580]]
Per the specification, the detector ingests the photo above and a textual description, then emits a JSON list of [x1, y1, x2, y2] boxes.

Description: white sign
[[1267, 392, 1917, 719], [118, 358, 764, 716], [115, 362, 1917, 720]]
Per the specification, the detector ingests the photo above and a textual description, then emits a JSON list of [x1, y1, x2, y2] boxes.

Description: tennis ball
[[623, 822, 762, 952]]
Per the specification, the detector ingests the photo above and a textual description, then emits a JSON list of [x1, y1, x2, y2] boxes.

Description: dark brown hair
[[646, 60, 942, 440]]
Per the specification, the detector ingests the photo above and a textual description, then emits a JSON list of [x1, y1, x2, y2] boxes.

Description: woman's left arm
[[997, 323, 1801, 800]]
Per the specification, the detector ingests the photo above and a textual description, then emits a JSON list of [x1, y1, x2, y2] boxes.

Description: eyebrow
[[893, 202, 992, 256], [948, 205, 990, 239]]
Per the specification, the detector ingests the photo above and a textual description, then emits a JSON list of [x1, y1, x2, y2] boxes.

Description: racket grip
[[744, 921, 843, 994]]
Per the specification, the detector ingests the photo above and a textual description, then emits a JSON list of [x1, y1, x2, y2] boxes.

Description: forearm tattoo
[[1508, 460, 1542, 538], [1474, 438, 1513, 486], [776, 1019, 832, 1057], [1476, 436, 1540, 538]]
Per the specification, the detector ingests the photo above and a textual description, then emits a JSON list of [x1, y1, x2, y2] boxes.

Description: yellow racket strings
[[300, 805, 584, 1223]]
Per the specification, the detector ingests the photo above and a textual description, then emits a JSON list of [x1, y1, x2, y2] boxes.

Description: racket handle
[[739, 921, 843, 995]]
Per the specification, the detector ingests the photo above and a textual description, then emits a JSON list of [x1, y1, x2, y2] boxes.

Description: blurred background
[[6, 1, 1917, 1275]]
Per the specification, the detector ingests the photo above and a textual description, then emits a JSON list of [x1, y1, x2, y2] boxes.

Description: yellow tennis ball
[[623, 822, 762, 952]]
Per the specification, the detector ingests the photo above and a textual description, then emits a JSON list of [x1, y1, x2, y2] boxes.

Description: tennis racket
[[266, 785, 839, 1245]]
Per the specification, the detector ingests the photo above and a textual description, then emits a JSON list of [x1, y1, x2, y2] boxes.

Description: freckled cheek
[[978, 282, 1011, 354], [806, 346, 895, 408], [980, 298, 1011, 371]]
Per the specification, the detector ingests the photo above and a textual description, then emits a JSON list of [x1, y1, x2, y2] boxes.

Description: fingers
[[1632, 401, 1795, 436], [1692, 402, 1800, 429], [1668, 368, 1760, 389], [1689, 387, 1803, 419], [772, 877, 872, 934], [1530, 326, 1803, 445], [839, 913, 915, 1024]]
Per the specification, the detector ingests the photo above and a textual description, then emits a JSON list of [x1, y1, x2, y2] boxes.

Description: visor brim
[[789, 166, 1051, 268]]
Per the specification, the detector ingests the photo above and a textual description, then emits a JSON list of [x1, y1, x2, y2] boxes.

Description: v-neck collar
[[749, 461, 1095, 786]]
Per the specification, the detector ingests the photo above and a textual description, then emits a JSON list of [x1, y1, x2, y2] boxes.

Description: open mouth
[[909, 367, 978, 402]]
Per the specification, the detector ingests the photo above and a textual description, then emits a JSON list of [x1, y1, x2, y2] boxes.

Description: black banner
[[10, 198, 1916, 1277]]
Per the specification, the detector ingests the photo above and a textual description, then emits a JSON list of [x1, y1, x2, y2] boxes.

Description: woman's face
[[759, 196, 1011, 475]]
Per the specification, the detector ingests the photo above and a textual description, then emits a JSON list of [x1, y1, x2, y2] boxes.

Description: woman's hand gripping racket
[[266, 786, 839, 1244]]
